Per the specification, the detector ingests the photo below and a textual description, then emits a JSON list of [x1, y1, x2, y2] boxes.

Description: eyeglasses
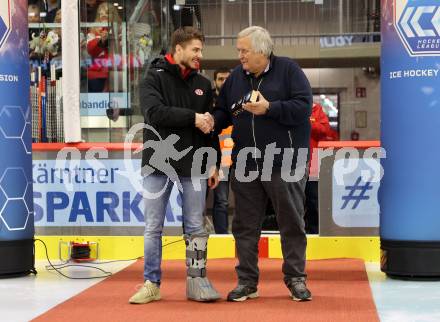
[[237, 48, 251, 56]]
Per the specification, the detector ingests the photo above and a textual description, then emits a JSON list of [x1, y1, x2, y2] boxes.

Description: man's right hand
[[195, 113, 214, 134]]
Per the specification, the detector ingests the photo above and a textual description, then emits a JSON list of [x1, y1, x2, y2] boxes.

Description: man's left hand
[[208, 167, 219, 190], [243, 91, 270, 115]]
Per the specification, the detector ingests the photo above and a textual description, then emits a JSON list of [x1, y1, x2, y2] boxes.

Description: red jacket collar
[[165, 53, 192, 79]]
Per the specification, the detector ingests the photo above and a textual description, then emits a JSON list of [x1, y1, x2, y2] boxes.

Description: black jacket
[[140, 56, 219, 177], [213, 55, 312, 171]]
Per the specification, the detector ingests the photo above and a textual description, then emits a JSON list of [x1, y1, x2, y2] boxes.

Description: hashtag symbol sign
[[341, 176, 372, 210]]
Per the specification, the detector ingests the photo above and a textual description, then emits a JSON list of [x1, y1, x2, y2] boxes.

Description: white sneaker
[[129, 280, 161, 304]]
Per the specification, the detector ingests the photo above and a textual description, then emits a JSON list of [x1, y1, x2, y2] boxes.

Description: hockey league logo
[[0, 0, 12, 50], [394, 0, 440, 56]]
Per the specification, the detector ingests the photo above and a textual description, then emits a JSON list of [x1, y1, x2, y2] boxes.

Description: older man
[[213, 26, 313, 302]]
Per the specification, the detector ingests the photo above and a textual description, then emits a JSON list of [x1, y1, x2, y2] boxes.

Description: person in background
[[210, 68, 232, 234], [213, 69, 230, 104], [86, 2, 121, 92], [305, 102, 331, 234]]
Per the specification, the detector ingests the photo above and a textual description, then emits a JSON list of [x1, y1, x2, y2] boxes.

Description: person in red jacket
[[305, 103, 331, 234], [86, 2, 121, 92]]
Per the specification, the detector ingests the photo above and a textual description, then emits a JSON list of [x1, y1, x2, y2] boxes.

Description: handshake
[[195, 112, 215, 134]]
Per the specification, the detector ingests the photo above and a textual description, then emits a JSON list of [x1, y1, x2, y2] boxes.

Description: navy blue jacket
[[213, 55, 312, 171]]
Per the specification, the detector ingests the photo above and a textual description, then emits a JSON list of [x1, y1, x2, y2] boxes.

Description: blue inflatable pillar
[[380, 0, 440, 278], [0, 0, 35, 277]]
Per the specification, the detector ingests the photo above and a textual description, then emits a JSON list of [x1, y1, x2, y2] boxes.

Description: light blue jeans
[[143, 175, 207, 284]]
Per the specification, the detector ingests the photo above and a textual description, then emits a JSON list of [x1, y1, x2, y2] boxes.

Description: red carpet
[[33, 258, 378, 322]]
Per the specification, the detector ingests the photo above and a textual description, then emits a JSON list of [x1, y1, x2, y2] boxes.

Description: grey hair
[[237, 26, 274, 57]]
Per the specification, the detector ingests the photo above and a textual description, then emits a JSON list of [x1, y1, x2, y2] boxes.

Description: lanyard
[[250, 77, 264, 92]]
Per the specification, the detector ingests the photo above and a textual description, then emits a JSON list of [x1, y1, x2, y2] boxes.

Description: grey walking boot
[[185, 233, 221, 302]]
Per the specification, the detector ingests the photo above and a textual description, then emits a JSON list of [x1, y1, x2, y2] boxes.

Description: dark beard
[[181, 59, 192, 70]]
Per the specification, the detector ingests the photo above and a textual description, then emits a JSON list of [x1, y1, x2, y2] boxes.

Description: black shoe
[[286, 277, 312, 301], [227, 284, 258, 302]]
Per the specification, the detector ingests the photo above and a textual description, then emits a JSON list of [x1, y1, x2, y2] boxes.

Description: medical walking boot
[[185, 233, 220, 302]]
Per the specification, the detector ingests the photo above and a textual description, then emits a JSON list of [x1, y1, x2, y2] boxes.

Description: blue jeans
[[143, 175, 207, 284], [212, 180, 230, 234]]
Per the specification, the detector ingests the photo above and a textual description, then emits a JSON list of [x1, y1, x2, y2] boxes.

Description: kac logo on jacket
[[394, 0, 440, 56], [0, 0, 11, 50]]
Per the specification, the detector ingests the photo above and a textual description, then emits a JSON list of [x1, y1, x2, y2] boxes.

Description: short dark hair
[[214, 68, 231, 81], [170, 27, 205, 54]]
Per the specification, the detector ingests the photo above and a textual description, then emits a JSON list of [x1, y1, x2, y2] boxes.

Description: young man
[[213, 26, 313, 302], [211, 68, 232, 234], [129, 27, 220, 304]]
